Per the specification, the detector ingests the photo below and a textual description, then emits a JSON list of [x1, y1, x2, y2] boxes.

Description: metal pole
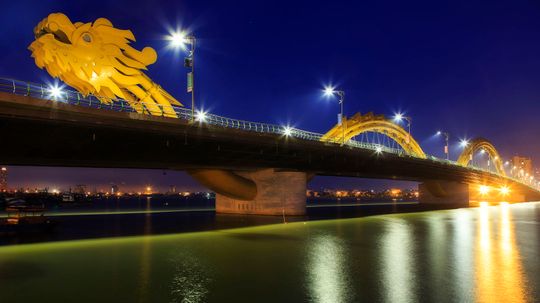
[[190, 36, 196, 123], [338, 91, 345, 146], [445, 132, 449, 160]]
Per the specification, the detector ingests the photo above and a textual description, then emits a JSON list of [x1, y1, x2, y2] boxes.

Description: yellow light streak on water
[[475, 203, 528, 303]]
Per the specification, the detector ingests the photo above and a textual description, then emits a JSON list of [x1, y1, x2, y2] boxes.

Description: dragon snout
[[34, 13, 75, 44]]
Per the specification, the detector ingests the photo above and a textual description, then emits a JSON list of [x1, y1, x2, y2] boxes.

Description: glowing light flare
[[167, 30, 191, 49], [47, 84, 64, 100], [393, 112, 404, 122], [282, 126, 293, 137], [479, 185, 491, 196], [375, 146, 383, 154], [195, 110, 208, 122], [499, 186, 510, 196], [323, 85, 336, 97], [459, 139, 470, 148]]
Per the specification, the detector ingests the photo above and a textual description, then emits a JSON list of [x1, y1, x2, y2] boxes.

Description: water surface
[[1, 202, 538, 302]]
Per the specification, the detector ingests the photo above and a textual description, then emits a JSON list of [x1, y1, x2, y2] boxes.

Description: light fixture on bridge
[[167, 30, 191, 49], [323, 85, 336, 97], [322, 85, 346, 145], [375, 146, 383, 154], [393, 112, 404, 122], [479, 185, 490, 195], [195, 110, 208, 122], [499, 186, 510, 196], [435, 130, 450, 160], [47, 84, 64, 100], [480, 149, 485, 154], [393, 112, 412, 139], [282, 126, 293, 137], [167, 28, 196, 123], [459, 139, 470, 148]]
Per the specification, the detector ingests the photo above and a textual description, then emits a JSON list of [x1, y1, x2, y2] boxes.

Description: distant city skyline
[[2, 166, 418, 192]]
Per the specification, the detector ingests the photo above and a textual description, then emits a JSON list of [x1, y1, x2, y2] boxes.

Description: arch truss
[[320, 112, 427, 159], [456, 137, 506, 176]]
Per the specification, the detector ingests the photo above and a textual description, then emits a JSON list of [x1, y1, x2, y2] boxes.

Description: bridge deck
[[0, 91, 539, 200]]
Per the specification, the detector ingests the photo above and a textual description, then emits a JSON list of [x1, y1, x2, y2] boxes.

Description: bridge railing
[[0, 78, 401, 153], [1, 78, 537, 190]]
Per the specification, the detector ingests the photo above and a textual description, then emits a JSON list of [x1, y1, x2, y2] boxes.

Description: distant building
[[0, 167, 7, 191], [512, 156, 533, 177], [111, 184, 119, 194]]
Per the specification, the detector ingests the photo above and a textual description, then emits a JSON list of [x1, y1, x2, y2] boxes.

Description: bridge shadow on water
[[0, 202, 462, 246]]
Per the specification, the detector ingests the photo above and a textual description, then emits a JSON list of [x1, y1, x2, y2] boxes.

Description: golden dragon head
[[29, 13, 181, 117]]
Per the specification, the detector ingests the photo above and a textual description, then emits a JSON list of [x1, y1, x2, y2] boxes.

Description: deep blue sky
[[1, 0, 540, 191]]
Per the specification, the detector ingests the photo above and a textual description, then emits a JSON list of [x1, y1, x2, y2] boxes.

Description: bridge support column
[[215, 169, 307, 216], [418, 181, 470, 207]]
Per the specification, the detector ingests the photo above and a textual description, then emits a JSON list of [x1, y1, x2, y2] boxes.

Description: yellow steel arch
[[320, 112, 427, 158], [457, 138, 506, 176]]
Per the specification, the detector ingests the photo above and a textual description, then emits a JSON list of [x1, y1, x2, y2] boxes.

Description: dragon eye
[[82, 33, 92, 43]]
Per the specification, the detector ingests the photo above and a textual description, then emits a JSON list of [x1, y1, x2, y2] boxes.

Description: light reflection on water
[[475, 203, 528, 303], [307, 233, 350, 303], [453, 209, 474, 302], [137, 197, 153, 302], [0, 203, 538, 302], [380, 218, 415, 303], [169, 251, 212, 303]]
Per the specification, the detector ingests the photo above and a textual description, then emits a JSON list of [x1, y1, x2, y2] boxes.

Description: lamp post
[[436, 131, 450, 160], [323, 86, 346, 145], [168, 31, 196, 123], [393, 113, 412, 144]]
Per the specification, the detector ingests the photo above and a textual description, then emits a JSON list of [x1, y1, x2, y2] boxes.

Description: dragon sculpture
[[29, 13, 181, 117]]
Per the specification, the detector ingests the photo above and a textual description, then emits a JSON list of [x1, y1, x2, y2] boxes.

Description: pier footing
[[418, 181, 470, 207], [215, 169, 307, 216]]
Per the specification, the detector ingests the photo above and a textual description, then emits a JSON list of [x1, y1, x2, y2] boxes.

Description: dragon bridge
[[28, 13, 181, 117], [320, 112, 427, 158], [456, 137, 506, 176]]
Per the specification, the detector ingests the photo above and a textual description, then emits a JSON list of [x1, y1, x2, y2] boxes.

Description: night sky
[[1, 0, 540, 192]]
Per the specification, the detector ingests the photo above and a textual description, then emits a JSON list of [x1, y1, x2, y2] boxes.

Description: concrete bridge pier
[[190, 169, 308, 216], [418, 181, 470, 207]]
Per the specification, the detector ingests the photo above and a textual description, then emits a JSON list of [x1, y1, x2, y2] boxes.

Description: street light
[[195, 110, 207, 123], [393, 112, 412, 143], [459, 139, 470, 148], [436, 131, 450, 160], [47, 84, 64, 100], [282, 126, 293, 137], [168, 30, 196, 123], [323, 85, 346, 145]]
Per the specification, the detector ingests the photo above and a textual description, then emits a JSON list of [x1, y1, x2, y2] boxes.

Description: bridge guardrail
[[0, 78, 537, 191], [0, 78, 400, 153]]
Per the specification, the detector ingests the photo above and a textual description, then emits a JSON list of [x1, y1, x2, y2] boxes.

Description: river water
[[0, 202, 539, 302]]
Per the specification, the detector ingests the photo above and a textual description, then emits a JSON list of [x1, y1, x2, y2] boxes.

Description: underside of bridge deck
[[1, 92, 540, 215]]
